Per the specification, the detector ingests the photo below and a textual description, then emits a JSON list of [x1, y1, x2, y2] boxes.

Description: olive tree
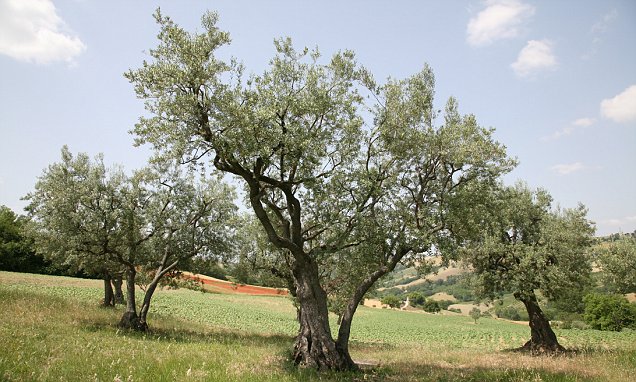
[[460, 183, 595, 353], [25, 146, 127, 306], [25, 147, 236, 330], [126, 10, 513, 369], [596, 236, 636, 294], [128, 167, 237, 330]]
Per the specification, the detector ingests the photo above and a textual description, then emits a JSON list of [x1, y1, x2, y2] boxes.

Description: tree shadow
[[79, 316, 294, 346]]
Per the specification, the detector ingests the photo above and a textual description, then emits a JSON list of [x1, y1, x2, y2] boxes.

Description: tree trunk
[[517, 292, 565, 353], [112, 274, 125, 305], [138, 273, 164, 331], [102, 273, 114, 307], [119, 267, 143, 331], [336, 261, 400, 364], [292, 257, 356, 371]]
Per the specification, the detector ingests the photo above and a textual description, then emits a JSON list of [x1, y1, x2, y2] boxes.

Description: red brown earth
[[182, 272, 288, 296]]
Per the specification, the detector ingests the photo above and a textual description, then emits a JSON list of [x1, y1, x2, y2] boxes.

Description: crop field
[[1, 271, 635, 381]]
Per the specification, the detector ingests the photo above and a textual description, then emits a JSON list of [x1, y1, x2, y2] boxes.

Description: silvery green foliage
[[596, 236, 636, 294], [24, 146, 237, 282], [461, 183, 595, 302], [24, 146, 125, 276], [126, 9, 515, 353]]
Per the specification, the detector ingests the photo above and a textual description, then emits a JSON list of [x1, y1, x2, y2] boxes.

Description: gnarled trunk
[[112, 274, 125, 305], [517, 292, 565, 353], [292, 257, 356, 371], [102, 273, 114, 307], [119, 267, 143, 331]]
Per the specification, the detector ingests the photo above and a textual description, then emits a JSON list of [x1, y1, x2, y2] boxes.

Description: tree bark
[[102, 273, 114, 307], [119, 267, 143, 330], [517, 292, 565, 353], [112, 274, 125, 305], [291, 257, 356, 371]]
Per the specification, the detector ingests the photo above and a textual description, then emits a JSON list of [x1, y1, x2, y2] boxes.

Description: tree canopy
[[125, 9, 514, 370], [25, 146, 237, 329], [460, 183, 595, 352]]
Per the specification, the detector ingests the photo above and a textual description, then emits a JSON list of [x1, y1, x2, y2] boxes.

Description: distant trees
[[460, 183, 595, 353], [25, 147, 237, 330], [125, 10, 514, 370], [0, 206, 49, 274]]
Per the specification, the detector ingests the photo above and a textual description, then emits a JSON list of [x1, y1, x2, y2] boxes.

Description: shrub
[[583, 293, 636, 331], [423, 300, 441, 313], [407, 292, 426, 307], [381, 295, 403, 309], [469, 307, 481, 323], [494, 305, 528, 321]]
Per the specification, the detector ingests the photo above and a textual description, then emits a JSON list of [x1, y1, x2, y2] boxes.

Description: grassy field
[[1, 271, 635, 381]]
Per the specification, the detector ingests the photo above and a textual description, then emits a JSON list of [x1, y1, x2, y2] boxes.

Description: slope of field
[[1, 271, 636, 382]]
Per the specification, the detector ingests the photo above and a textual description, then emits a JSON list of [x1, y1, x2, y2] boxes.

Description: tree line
[[1, 9, 634, 372]]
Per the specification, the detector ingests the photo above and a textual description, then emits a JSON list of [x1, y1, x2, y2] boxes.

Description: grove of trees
[[24, 147, 237, 330], [3, 8, 631, 374]]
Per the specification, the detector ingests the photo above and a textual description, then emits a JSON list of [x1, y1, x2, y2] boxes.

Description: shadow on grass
[[501, 344, 622, 357], [79, 313, 294, 347], [362, 362, 595, 382], [275, 359, 595, 382]]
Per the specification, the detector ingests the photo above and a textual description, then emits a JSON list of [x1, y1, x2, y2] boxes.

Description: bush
[[436, 299, 455, 310], [494, 305, 528, 321], [583, 293, 636, 331], [448, 307, 462, 314], [381, 295, 403, 309], [407, 292, 426, 307], [423, 300, 441, 313]]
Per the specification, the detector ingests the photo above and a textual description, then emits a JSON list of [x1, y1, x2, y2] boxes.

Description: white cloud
[[542, 118, 596, 141], [583, 9, 618, 60], [591, 8, 618, 35], [511, 40, 557, 78], [466, 0, 535, 47], [550, 162, 585, 175], [542, 126, 574, 141], [573, 118, 595, 127], [549, 162, 601, 175], [0, 0, 86, 65], [600, 85, 636, 123]]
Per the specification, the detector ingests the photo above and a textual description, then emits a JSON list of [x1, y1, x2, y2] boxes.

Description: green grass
[[1, 271, 635, 381]]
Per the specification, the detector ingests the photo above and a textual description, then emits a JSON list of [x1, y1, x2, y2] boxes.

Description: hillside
[[2, 271, 636, 381]]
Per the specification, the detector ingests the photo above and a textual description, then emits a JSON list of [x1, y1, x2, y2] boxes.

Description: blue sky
[[1, 0, 634, 236]]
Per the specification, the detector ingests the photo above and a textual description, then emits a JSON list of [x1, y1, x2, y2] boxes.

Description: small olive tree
[[26, 148, 237, 330], [460, 183, 595, 353]]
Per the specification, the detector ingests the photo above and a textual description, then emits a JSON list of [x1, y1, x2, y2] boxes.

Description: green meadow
[[1, 271, 635, 381]]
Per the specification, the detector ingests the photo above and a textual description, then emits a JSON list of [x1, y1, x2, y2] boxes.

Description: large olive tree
[[126, 10, 513, 370]]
